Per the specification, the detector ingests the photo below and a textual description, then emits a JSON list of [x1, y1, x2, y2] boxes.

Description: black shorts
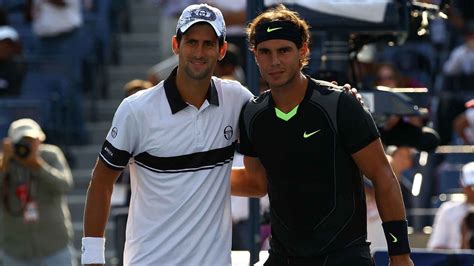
[[263, 245, 374, 266]]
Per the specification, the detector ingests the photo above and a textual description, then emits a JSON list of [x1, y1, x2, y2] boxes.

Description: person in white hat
[[0, 25, 25, 96], [428, 161, 474, 249], [0, 118, 75, 265]]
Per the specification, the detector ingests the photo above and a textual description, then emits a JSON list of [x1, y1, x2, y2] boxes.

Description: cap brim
[[179, 20, 222, 38], [12, 129, 46, 143]]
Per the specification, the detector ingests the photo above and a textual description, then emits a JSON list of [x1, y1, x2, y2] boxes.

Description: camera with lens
[[14, 138, 32, 159]]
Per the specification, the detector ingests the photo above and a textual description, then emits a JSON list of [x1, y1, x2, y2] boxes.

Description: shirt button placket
[[195, 112, 204, 147]]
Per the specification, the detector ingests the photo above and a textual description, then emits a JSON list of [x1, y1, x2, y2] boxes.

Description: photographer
[[428, 161, 474, 250], [0, 118, 75, 265]]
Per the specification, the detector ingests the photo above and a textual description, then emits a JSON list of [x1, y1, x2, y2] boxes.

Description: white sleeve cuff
[[81, 237, 106, 264]]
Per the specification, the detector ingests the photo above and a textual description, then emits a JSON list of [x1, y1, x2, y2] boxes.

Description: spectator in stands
[[366, 146, 416, 250], [0, 25, 25, 96], [123, 79, 153, 97], [0, 118, 75, 265], [147, 55, 178, 85], [428, 161, 474, 249], [374, 63, 440, 152], [375, 62, 425, 89], [436, 21, 474, 146], [214, 42, 245, 84], [26, 0, 83, 55], [453, 99, 474, 145], [443, 20, 474, 76], [26, 0, 89, 145], [386, 146, 416, 210]]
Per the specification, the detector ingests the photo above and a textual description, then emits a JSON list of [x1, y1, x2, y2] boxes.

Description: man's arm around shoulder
[[231, 156, 267, 198]]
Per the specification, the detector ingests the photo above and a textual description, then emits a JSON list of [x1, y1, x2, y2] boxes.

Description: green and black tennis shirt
[[239, 77, 380, 257]]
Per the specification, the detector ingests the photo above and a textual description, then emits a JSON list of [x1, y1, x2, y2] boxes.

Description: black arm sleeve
[[237, 102, 258, 157]]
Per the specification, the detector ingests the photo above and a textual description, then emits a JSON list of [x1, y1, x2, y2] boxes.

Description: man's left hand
[[332, 81, 365, 106]]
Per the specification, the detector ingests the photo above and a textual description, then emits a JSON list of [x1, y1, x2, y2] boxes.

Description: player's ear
[[218, 41, 228, 61], [172, 36, 179, 55], [299, 42, 309, 58]]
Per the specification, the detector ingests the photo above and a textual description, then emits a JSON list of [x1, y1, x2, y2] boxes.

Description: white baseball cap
[[462, 162, 474, 187], [0, 26, 19, 42], [8, 118, 46, 143], [176, 4, 226, 40]]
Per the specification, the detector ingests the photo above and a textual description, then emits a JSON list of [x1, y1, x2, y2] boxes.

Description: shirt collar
[[164, 67, 220, 114]]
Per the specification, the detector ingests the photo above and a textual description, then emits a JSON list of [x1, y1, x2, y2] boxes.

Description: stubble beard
[[184, 62, 213, 81], [267, 69, 299, 91]]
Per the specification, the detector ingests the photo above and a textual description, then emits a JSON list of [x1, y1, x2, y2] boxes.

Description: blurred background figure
[[147, 55, 178, 86], [374, 62, 425, 89], [0, 25, 25, 97], [453, 99, 474, 145], [443, 21, 474, 76], [373, 62, 440, 153], [387, 146, 417, 211], [427, 161, 474, 250], [366, 145, 416, 250], [214, 42, 245, 84], [0, 118, 75, 265], [26, 0, 82, 56], [123, 78, 152, 97]]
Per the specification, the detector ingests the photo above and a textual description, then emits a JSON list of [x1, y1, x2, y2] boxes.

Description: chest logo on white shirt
[[111, 127, 118, 138], [224, 125, 233, 140]]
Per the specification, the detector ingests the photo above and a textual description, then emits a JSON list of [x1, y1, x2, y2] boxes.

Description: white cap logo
[[192, 7, 216, 21]]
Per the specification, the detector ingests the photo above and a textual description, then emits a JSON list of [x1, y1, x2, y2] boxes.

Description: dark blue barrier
[[373, 248, 474, 266]]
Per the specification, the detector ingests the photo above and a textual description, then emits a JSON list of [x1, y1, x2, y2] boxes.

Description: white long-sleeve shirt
[[443, 45, 474, 75], [427, 201, 469, 249]]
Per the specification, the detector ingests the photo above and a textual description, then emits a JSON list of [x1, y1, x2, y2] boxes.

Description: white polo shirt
[[99, 68, 253, 265]]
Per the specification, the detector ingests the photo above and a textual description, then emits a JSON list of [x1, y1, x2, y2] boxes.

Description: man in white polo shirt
[[81, 3, 253, 265]]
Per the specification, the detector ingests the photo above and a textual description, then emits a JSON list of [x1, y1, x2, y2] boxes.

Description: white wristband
[[81, 237, 106, 264]]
